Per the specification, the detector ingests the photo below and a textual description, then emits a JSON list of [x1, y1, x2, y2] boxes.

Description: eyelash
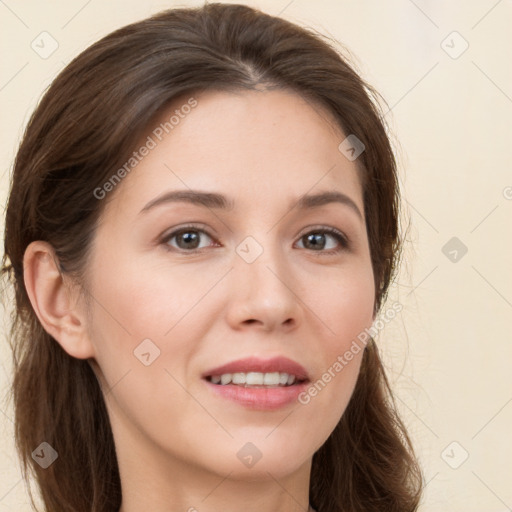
[[160, 223, 350, 255]]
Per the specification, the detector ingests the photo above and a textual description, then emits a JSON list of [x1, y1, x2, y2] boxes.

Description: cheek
[[88, 249, 200, 342], [85, 250, 216, 403], [85, 259, 205, 448], [298, 262, 374, 423], [311, 260, 375, 348]]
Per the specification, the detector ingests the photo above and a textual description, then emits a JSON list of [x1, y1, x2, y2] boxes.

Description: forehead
[[103, 88, 364, 219], [156, 87, 348, 165]]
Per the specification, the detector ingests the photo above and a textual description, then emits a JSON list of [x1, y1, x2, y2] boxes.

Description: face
[[82, 88, 375, 480]]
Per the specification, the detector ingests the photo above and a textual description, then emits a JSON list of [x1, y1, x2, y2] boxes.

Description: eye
[[161, 224, 216, 252], [160, 224, 350, 254], [295, 227, 349, 254]]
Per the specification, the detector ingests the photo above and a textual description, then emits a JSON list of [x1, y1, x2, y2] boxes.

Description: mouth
[[201, 355, 310, 387], [200, 356, 311, 410]]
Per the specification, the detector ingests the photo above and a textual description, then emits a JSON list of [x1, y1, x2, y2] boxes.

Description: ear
[[23, 240, 95, 359]]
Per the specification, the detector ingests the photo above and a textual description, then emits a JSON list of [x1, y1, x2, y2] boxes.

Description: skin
[[24, 88, 376, 512]]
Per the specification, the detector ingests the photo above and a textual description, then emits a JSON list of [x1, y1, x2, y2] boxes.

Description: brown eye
[[162, 226, 215, 251], [160, 225, 349, 254], [296, 228, 349, 253]]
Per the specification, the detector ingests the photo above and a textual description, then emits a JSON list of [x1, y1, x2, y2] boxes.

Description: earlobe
[[23, 241, 95, 360]]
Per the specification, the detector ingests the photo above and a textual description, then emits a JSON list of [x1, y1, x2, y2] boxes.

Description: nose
[[224, 239, 302, 333]]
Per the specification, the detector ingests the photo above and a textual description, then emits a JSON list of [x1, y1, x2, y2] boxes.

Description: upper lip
[[202, 356, 309, 381]]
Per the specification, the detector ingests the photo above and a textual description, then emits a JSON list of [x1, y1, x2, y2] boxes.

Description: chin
[[200, 437, 312, 480]]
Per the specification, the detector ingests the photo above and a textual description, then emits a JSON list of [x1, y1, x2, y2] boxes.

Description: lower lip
[[203, 379, 309, 411]]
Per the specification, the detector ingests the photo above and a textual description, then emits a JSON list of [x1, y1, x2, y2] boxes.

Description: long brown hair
[[2, 3, 423, 511]]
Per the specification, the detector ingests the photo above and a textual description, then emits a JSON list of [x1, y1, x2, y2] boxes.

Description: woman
[[2, 3, 423, 511]]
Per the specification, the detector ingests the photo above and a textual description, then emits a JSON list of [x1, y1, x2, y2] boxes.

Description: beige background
[[1, 1, 511, 510]]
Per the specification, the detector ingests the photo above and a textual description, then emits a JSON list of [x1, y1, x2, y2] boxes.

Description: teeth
[[263, 372, 280, 385], [209, 372, 299, 387], [246, 372, 263, 385], [232, 373, 246, 385], [220, 374, 232, 385]]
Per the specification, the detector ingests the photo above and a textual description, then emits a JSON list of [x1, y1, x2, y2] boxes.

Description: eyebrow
[[140, 189, 363, 221]]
